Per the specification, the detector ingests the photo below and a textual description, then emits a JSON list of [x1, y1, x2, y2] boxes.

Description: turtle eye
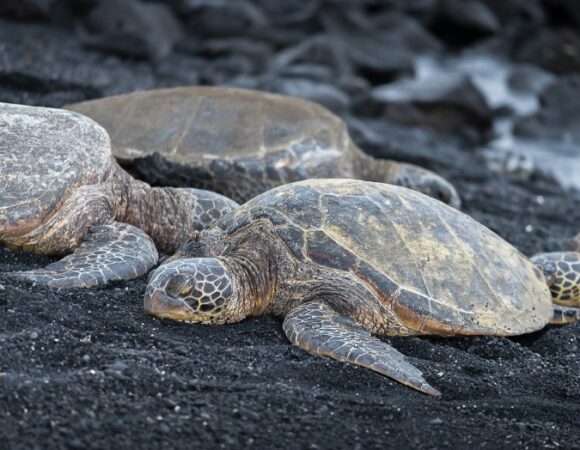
[[181, 284, 194, 297], [165, 274, 190, 296]]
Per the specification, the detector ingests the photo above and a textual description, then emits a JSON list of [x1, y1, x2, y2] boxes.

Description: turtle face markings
[[531, 252, 580, 307], [144, 258, 234, 323]]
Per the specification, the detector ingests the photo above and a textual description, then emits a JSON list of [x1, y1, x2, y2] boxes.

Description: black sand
[[1, 4, 580, 449]]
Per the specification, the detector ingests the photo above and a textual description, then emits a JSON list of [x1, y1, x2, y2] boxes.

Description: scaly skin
[[3, 159, 237, 256], [110, 162, 238, 254], [531, 252, 580, 323]]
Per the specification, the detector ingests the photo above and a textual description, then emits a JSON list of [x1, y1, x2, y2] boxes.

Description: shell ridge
[[380, 204, 434, 299], [431, 207, 500, 297], [173, 95, 204, 156], [113, 96, 140, 144]]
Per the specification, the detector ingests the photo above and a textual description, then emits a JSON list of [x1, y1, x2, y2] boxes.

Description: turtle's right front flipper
[[7, 222, 158, 288], [283, 300, 441, 397]]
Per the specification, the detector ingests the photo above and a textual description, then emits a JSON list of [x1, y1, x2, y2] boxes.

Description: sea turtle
[[66, 86, 461, 208], [143, 179, 579, 396], [0, 102, 238, 288], [531, 251, 580, 323]]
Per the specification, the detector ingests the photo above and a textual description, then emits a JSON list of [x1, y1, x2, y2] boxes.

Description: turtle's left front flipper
[[283, 300, 441, 396], [531, 252, 580, 324], [8, 222, 158, 288]]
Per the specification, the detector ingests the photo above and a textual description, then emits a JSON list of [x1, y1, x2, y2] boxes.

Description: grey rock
[[372, 73, 493, 135]]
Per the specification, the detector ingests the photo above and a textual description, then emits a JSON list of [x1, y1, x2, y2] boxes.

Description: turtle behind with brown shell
[[67, 86, 461, 208]]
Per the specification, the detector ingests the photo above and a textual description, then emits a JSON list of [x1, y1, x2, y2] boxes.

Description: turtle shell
[[66, 87, 352, 201], [66, 86, 347, 163], [221, 179, 553, 335], [0, 103, 112, 238]]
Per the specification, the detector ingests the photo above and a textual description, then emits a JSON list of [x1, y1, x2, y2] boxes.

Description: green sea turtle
[[0, 102, 237, 288], [143, 179, 579, 396], [531, 252, 580, 323], [66, 86, 461, 208]]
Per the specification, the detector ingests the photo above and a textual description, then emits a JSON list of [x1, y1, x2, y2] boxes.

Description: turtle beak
[[144, 263, 197, 321], [144, 289, 195, 320]]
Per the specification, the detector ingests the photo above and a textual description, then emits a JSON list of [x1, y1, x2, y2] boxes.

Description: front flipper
[[8, 222, 158, 288], [282, 300, 441, 397]]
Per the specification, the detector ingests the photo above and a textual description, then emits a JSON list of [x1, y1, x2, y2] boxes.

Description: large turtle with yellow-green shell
[[144, 179, 580, 396]]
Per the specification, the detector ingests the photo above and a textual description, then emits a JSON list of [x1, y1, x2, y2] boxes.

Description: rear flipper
[[7, 222, 158, 288], [382, 161, 461, 209], [283, 300, 441, 397]]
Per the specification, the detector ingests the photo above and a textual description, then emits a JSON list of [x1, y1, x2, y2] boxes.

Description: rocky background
[[0, 1, 579, 449]]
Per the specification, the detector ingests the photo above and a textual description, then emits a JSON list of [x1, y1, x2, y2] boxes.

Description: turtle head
[[144, 257, 241, 324], [531, 252, 580, 307]]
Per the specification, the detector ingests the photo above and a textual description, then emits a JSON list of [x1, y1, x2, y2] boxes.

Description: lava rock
[[0, 0, 55, 20], [370, 11, 443, 54], [200, 37, 273, 66], [81, 0, 182, 60], [430, 0, 500, 44], [480, 147, 535, 181], [514, 75, 580, 141], [542, 0, 580, 28], [507, 64, 554, 94], [321, 7, 418, 84], [253, 0, 321, 25], [260, 78, 351, 114], [514, 27, 580, 74], [268, 35, 353, 81], [184, 1, 268, 39], [481, 0, 544, 24], [372, 73, 494, 136], [345, 116, 476, 176]]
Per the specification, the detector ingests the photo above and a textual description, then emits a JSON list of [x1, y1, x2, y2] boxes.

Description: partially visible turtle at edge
[[144, 179, 580, 396], [66, 86, 461, 208], [0, 102, 237, 288]]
